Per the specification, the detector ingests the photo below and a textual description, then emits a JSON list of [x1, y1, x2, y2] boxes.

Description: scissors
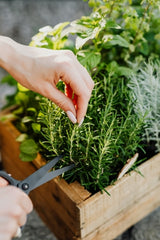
[[0, 155, 74, 238], [0, 155, 74, 194]]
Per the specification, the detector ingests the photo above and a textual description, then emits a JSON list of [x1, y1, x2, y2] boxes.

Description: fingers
[[46, 78, 92, 124], [11, 204, 27, 226], [19, 191, 33, 214], [43, 82, 77, 119], [76, 94, 90, 126], [0, 186, 33, 239], [52, 51, 94, 123], [0, 216, 19, 240], [5, 186, 33, 214], [0, 185, 33, 214], [61, 61, 94, 123], [0, 177, 9, 187]]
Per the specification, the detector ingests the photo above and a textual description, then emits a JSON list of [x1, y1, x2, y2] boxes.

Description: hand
[[0, 37, 94, 125], [0, 177, 8, 187], [0, 178, 33, 240]]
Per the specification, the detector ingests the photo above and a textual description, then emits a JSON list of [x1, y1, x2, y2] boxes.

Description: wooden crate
[[0, 114, 160, 240]]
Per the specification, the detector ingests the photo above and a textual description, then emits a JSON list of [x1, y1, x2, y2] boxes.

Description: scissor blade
[[31, 164, 75, 191], [18, 155, 63, 191]]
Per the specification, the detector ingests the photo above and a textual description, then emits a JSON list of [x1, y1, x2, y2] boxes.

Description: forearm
[[0, 36, 16, 71], [0, 36, 31, 86]]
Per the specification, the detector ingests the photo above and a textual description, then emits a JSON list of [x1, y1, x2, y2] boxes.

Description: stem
[[69, 126, 77, 162], [131, 2, 150, 50], [48, 100, 58, 155], [108, 1, 115, 18], [96, 114, 115, 182]]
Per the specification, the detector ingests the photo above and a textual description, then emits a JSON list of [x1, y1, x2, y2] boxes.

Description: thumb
[[0, 177, 9, 187]]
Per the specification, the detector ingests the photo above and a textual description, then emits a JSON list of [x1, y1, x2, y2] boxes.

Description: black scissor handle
[[0, 171, 19, 186]]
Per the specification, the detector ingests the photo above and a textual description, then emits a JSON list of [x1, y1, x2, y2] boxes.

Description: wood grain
[[78, 153, 160, 238]]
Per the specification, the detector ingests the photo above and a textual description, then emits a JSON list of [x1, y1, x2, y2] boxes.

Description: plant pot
[[0, 109, 160, 240]]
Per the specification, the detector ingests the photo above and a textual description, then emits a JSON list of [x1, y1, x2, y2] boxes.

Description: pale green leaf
[[17, 83, 29, 92], [77, 50, 101, 70], [13, 107, 24, 115], [51, 22, 69, 36], [76, 27, 100, 49], [16, 134, 28, 142], [32, 123, 41, 133], [20, 139, 38, 154], [22, 116, 34, 123], [105, 20, 121, 29], [103, 35, 130, 48], [19, 152, 37, 162], [61, 22, 88, 38], [117, 67, 134, 77]]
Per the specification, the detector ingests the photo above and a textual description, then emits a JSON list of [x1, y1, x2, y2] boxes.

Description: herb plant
[[128, 59, 160, 153], [1, 0, 160, 193]]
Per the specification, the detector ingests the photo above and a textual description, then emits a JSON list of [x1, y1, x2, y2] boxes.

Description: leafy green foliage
[[19, 139, 39, 162], [30, 23, 69, 50], [1, 0, 160, 193], [35, 65, 145, 193]]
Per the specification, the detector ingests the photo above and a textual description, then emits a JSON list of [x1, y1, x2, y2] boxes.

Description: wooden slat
[[78, 153, 160, 238], [70, 181, 91, 201], [0, 121, 37, 180], [78, 185, 160, 240], [29, 183, 80, 240]]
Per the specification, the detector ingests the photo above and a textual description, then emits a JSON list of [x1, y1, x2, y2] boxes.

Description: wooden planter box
[[0, 109, 160, 240]]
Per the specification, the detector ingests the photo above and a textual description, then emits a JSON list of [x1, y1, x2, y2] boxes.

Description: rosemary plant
[[36, 69, 144, 193]]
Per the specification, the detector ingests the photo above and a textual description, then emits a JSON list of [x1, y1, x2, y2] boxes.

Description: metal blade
[[18, 155, 63, 193], [31, 164, 75, 190]]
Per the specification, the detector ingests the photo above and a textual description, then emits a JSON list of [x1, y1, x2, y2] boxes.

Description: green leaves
[[32, 123, 41, 133], [1, 74, 17, 86], [116, 66, 134, 77], [87, 0, 101, 8], [105, 20, 121, 30], [103, 35, 130, 48], [106, 61, 134, 77], [30, 22, 69, 50], [77, 50, 101, 72], [76, 27, 100, 49], [19, 139, 39, 162]]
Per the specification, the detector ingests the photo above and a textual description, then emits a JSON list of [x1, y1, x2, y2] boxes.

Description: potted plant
[[0, 1, 160, 239]]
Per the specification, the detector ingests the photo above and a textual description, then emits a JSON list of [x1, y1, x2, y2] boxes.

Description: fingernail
[[15, 227, 22, 238], [66, 111, 77, 124], [78, 117, 84, 127]]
